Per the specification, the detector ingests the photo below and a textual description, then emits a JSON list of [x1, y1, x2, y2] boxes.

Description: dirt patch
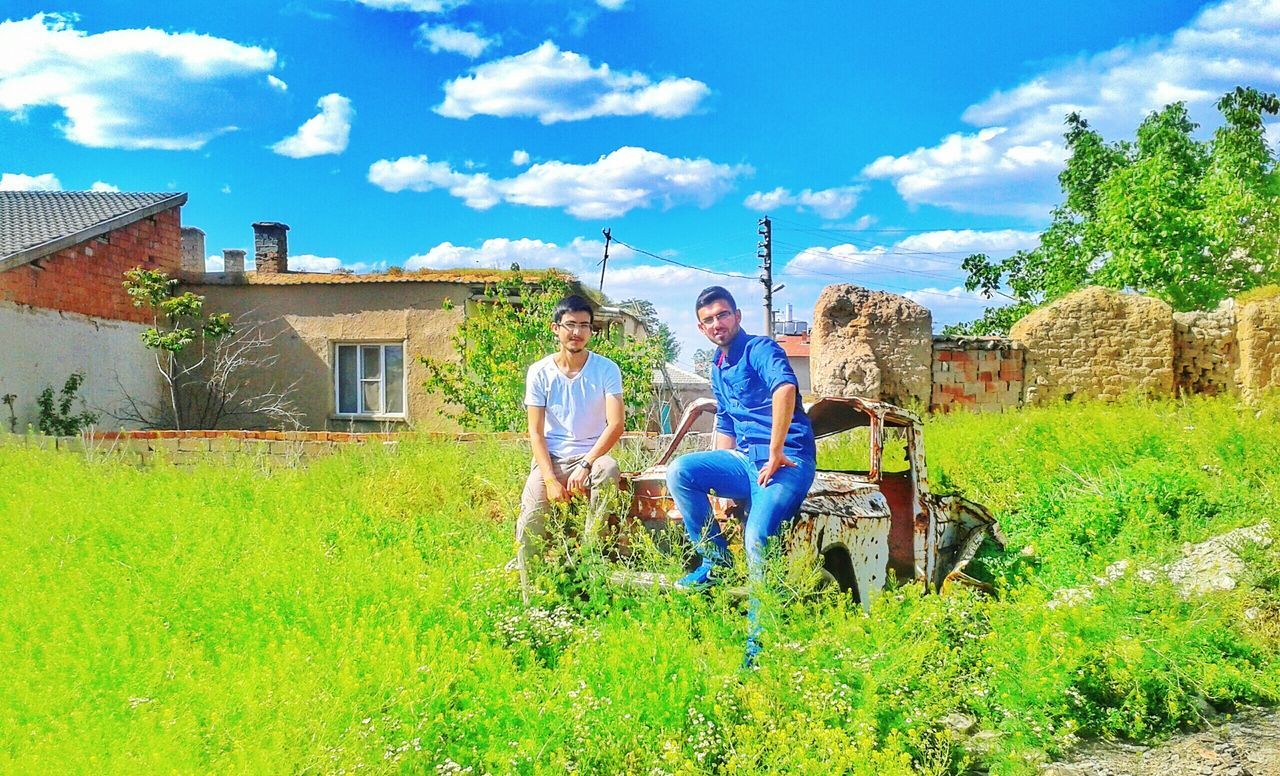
[[1042, 708, 1280, 776]]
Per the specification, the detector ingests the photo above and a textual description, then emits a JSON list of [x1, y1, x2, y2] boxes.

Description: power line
[[610, 237, 754, 280]]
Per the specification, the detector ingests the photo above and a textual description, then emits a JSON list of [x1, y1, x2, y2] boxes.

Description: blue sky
[[2, 0, 1274, 368]]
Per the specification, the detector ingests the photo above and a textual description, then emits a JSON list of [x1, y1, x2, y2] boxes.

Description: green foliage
[[122, 267, 234, 430], [2, 396, 1278, 774], [35, 372, 98, 436], [618, 297, 681, 362], [421, 270, 665, 431], [692, 347, 714, 379], [960, 86, 1280, 333]]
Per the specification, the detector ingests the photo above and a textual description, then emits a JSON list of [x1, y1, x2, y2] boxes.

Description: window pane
[[361, 379, 381, 414], [337, 346, 358, 414], [385, 346, 404, 414], [362, 346, 381, 380]]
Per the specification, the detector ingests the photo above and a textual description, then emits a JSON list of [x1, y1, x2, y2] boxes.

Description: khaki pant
[[514, 453, 621, 570]]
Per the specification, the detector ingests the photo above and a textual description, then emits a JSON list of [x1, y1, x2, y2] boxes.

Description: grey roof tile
[[0, 190, 186, 265]]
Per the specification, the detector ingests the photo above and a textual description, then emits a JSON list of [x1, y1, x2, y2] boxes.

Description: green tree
[[123, 267, 233, 430], [36, 372, 98, 436], [692, 348, 714, 379], [422, 269, 665, 431], [618, 298, 681, 363], [950, 86, 1280, 335]]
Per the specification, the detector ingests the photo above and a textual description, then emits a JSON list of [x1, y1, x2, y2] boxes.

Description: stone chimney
[[180, 226, 206, 274], [252, 221, 290, 274], [222, 249, 246, 274]]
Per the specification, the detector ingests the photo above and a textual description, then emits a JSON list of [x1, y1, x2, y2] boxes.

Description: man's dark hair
[[695, 285, 737, 313], [552, 294, 595, 324]]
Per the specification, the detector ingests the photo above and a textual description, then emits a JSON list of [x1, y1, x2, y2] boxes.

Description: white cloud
[[205, 253, 224, 272], [436, 41, 710, 123], [0, 13, 278, 150], [272, 93, 353, 158], [0, 172, 61, 191], [350, 0, 465, 11], [743, 185, 862, 219], [221, 184, 232, 194], [511, 148, 531, 166], [368, 145, 749, 218], [903, 286, 1008, 329], [89, 181, 119, 192], [417, 24, 496, 58], [289, 254, 345, 272], [405, 236, 615, 271], [783, 229, 1039, 279], [597, 0, 627, 8], [267, 74, 288, 92], [864, 0, 1280, 216]]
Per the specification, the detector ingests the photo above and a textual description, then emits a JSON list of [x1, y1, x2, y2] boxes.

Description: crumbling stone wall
[[931, 337, 1024, 413], [1237, 295, 1280, 401], [810, 284, 932, 406], [1010, 286, 1174, 404], [1173, 301, 1237, 396]]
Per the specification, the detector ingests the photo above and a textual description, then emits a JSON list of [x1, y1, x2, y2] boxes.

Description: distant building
[[773, 303, 811, 394], [0, 191, 186, 431]]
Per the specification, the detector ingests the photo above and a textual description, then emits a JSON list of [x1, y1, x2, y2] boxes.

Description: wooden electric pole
[[758, 216, 773, 338], [599, 227, 613, 292]]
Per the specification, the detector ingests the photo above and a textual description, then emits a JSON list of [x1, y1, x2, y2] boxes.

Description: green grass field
[[2, 396, 1278, 774]]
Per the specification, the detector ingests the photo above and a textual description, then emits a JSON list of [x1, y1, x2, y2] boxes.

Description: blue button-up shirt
[[711, 329, 816, 466]]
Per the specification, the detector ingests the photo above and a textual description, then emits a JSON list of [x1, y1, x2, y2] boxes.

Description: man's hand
[[565, 463, 591, 496], [757, 452, 797, 486], [545, 478, 569, 503]]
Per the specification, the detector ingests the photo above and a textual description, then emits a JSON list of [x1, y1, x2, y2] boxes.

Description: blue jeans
[[666, 449, 817, 579]]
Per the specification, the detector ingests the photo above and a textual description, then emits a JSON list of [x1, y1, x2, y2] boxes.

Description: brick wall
[[930, 337, 1025, 413], [0, 207, 182, 323]]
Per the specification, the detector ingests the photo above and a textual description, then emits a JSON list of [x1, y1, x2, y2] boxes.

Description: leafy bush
[[36, 371, 98, 436]]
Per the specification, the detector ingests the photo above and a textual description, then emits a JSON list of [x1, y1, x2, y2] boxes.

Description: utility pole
[[758, 216, 773, 338], [598, 227, 612, 292]]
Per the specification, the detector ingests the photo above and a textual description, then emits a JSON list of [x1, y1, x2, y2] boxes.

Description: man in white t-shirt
[[512, 294, 625, 574]]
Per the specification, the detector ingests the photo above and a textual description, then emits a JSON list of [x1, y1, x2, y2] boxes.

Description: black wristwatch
[[577, 458, 593, 472]]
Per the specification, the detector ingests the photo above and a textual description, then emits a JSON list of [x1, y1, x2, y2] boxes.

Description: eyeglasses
[[556, 322, 593, 334], [699, 310, 735, 326]]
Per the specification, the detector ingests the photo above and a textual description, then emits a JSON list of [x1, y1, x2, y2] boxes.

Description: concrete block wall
[[930, 337, 1024, 413], [0, 206, 183, 324]]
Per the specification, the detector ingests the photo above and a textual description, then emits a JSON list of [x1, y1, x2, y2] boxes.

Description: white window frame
[[332, 341, 407, 419]]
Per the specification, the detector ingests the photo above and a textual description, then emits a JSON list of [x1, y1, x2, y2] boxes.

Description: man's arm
[[566, 394, 624, 493], [528, 405, 567, 503], [750, 339, 802, 486]]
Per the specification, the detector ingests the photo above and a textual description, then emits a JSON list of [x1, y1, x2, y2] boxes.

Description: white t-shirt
[[524, 351, 624, 459]]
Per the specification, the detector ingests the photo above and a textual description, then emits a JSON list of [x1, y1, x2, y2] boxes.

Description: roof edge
[[0, 193, 188, 273]]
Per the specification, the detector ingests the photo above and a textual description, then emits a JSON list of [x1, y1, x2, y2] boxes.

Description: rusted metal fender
[[927, 493, 1006, 592]]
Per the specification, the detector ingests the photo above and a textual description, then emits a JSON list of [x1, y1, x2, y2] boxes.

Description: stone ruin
[[809, 284, 932, 407]]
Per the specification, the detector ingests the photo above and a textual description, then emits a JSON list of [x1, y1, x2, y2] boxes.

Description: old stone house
[[0, 191, 185, 431], [182, 221, 646, 432]]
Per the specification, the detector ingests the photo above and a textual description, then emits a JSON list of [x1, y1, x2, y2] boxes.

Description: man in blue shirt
[[666, 286, 817, 665]]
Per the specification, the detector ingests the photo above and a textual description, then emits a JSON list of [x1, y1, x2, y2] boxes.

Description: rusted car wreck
[[619, 396, 1004, 604]]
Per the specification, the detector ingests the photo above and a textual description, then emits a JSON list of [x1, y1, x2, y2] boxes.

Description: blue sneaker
[[741, 636, 762, 670], [675, 557, 724, 591]]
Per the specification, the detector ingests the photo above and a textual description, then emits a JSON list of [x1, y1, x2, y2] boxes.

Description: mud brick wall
[[930, 337, 1024, 413], [0, 206, 183, 323], [1237, 295, 1280, 401], [1010, 286, 1175, 405], [1173, 301, 1238, 396]]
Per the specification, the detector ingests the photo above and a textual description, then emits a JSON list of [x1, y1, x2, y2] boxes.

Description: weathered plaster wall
[[1237, 295, 1280, 401], [193, 281, 466, 431], [811, 284, 932, 406], [1010, 286, 1174, 405], [1173, 300, 1237, 396], [0, 300, 164, 431], [931, 337, 1024, 413]]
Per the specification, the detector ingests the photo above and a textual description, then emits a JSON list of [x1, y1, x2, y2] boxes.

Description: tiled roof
[[0, 191, 187, 270], [186, 268, 571, 285], [778, 335, 810, 357], [655, 364, 711, 387]]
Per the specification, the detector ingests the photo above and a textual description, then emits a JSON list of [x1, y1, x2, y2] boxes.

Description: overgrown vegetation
[[1, 396, 1277, 774], [35, 371, 98, 436], [949, 86, 1280, 335], [421, 269, 666, 431]]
